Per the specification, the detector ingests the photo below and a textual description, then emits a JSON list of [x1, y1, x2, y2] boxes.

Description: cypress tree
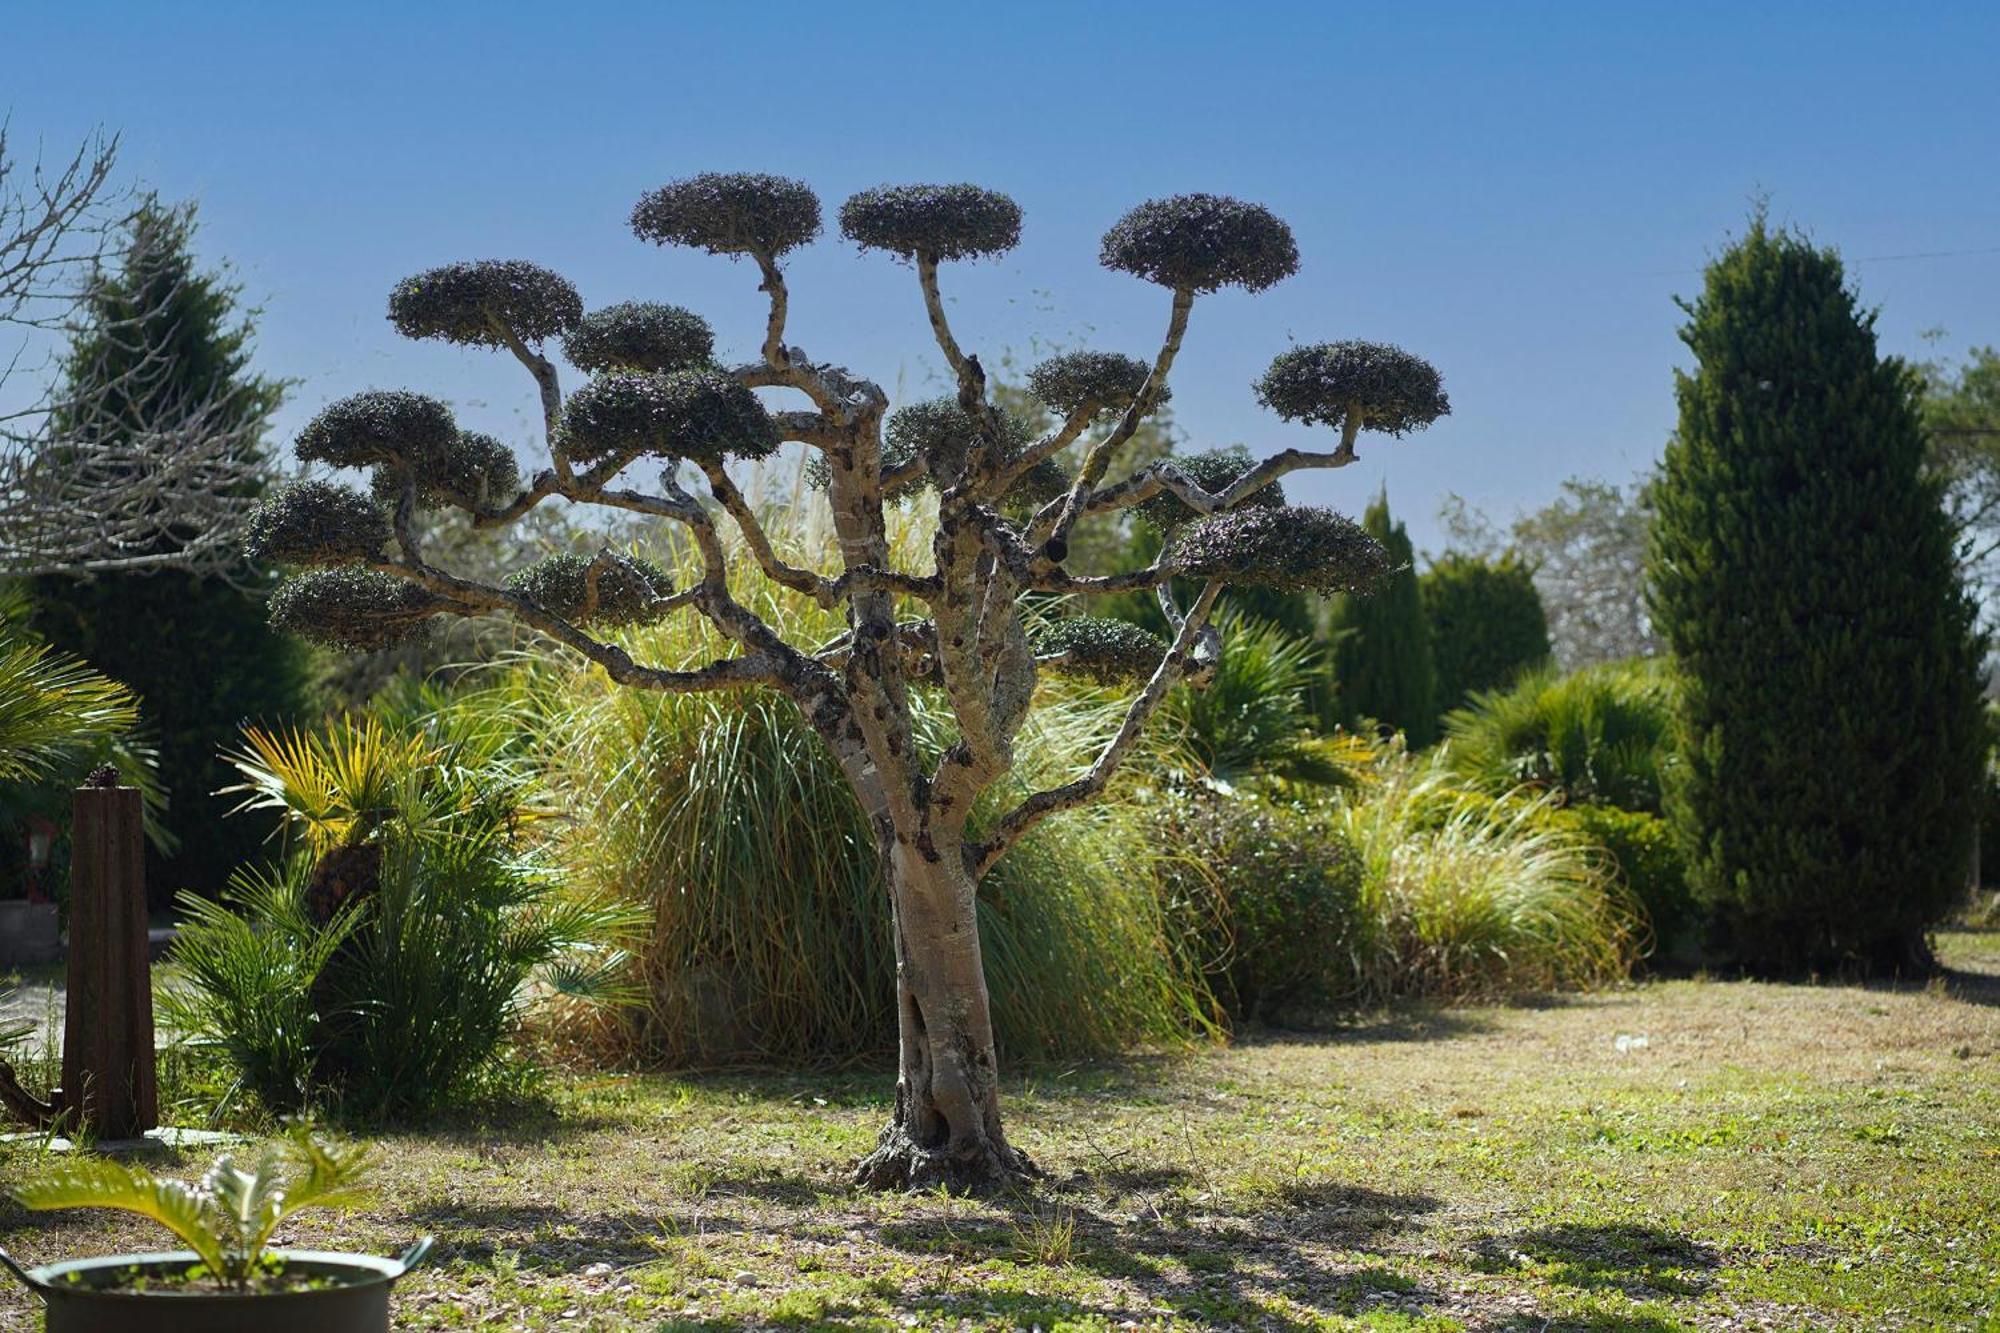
[[32, 203, 307, 899], [1422, 550, 1551, 718], [1648, 217, 1986, 973], [1329, 492, 1437, 746]]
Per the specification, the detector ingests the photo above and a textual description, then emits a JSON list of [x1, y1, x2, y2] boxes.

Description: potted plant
[[0, 1126, 430, 1332]]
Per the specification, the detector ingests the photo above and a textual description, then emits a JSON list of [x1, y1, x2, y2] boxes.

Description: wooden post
[[59, 770, 157, 1141]]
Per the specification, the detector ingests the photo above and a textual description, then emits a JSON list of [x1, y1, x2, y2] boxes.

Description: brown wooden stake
[[58, 772, 156, 1140]]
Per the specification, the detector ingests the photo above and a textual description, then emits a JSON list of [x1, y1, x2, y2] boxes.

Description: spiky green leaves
[[559, 368, 777, 466], [562, 302, 714, 374], [1167, 504, 1393, 595], [245, 481, 390, 566], [1025, 351, 1159, 417], [838, 184, 1022, 262], [371, 431, 521, 512], [507, 552, 674, 627], [269, 568, 452, 652], [1256, 342, 1449, 437], [1034, 616, 1171, 686], [388, 260, 582, 346], [1100, 194, 1298, 294], [1136, 446, 1288, 533], [631, 173, 821, 259], [296, 391, 457, 470]]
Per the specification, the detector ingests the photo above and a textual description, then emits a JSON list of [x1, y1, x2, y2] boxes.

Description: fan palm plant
[[10, 1127, 372, 1292]]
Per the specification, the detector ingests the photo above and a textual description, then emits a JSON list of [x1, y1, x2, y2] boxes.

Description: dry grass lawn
[[2, 931, 1996, 1331]]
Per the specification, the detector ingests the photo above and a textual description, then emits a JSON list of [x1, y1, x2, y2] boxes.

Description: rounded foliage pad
[[560, 368, 778, 467], [1025, 350, 1160, 417], [563, 302, 715, 374], [1137, 446, 1288, 533], [1256, 341, 1449, 437], [1100, 194, 1298, 293], [245, 480, 390, 566], [631, 173, 821, 259], [839, 184, 1022, 262], [373, 430, 522, 513], [297, 390, 456, 470], [1167, 504, 1394, 595], [388, 260, 582, 346], [269, 567, 453, 652], [508, 551, 675, 627], [1034, 616, 1171, 686]]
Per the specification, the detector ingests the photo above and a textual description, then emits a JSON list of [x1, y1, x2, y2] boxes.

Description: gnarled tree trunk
[[854, 838, 1029, 1191]]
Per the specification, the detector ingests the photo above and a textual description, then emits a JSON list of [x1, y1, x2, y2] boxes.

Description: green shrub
[[1441, 659, 1675, 814], [1329, 746, 1639, 1000], [1422, 551, 1550, 718], [1649, 218, 1986, 972], [160, 707, 635, 1120], [1160, 609, 1352, 791], [1555, 804, 1692, 959], [1153, 789, 1365, 1020]]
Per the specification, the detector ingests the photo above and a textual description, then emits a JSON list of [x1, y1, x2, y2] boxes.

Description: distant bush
[[1153, 789, 1365, 1021], [1442, 659, 1675, 814], [1422, 551, 1550, 719]]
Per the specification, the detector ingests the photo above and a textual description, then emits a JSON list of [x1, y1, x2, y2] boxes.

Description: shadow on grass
[[402, 1199, 737, 1272], [1475, 1221, 1718, 1299]]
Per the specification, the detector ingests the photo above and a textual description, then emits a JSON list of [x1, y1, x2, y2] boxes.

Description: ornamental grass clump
[[1328, 747, 1639, 1001]]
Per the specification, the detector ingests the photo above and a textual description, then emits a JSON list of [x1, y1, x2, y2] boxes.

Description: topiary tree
[[1649, 217, 1986, 974], [1327, 491, 1439, 745], [251, 176, 1448, 1189], [1422, 550, 1550, 718]]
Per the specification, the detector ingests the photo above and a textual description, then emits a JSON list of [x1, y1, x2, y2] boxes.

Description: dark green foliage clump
[[1033, 616, 1169, 685], [631, 172, 821, 258], [1257, 341, 1450, 437], [269, 568, 452, 652], [507, 551, 674, 627], [1167, 503, 1390, 595], [1025, 350, 1158, 416], [1155, 789, 1364, 1020], [387, 259, 582, 346], [372, 430, 521, 513], [296, 390, 456, 470], [561, 302, 715, 374], [1100, 194, 1298, 293], [1327, 493, 1437, 746], [1647, 218, 1986, 974], [838, 183, 1022, 261], [1442, 661, 1674, 813], [1422, 551, 1551, 716], [1137, 445, 1288, 533], [559, 368, 777, 466], [803, 400, 1057, 508], [245, 481, 389, 566]]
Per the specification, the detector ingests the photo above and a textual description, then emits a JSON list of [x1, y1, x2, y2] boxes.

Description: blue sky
[[8, 1, 1998, 554]]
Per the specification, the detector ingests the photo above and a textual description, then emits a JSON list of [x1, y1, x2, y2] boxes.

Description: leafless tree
[[0, 128, 274, 580], [254, 176, 1450, 1190]]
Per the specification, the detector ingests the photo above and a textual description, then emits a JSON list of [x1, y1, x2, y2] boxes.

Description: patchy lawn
[[2, 932, 1996, 1331]]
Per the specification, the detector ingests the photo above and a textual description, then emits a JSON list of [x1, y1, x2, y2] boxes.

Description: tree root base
[[853, 1123, 1037, 1194]]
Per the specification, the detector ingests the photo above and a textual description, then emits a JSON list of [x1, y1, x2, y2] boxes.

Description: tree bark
[[853, 838, 1031, 1192]]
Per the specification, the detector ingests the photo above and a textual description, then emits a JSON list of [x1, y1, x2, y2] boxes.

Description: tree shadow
[[871, 1177, 1444, 1330], [1475, 1222, 1718, 1299], [401, 1200, 738, 1273]]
